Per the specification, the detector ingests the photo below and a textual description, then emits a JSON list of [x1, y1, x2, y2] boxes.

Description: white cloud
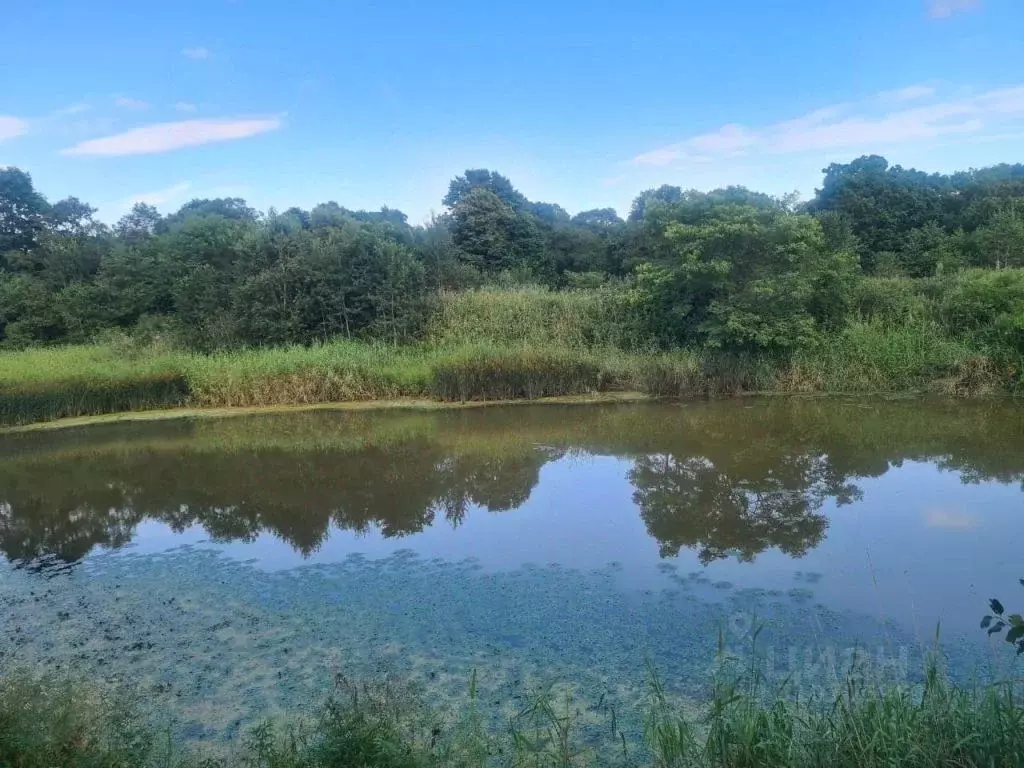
[[632, 85, 1024, 168], [877, 84, 936, 103], [0, 116, 28, 142], [928, 0, 981, 19], [182, 46, 210, 60], [174, 102, 198, 113], [61, 117, 283, 157], [114, 96, 149, 110], [54, 103, 91, 116]]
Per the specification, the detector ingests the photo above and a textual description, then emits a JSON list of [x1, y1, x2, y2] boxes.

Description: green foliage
[[0, 168, 50, 257], [2, 160, 1024, 406], [427, 286, 634, 349], [0, 344, 189, 425], [939, 268, 1024, 360], [0, 672, 155, 768], [791, 320, 982, 394], [2, 659, 1024, 768], [981, 584, 1024, 655], [629, 207, 858, 354], [808, 155, 1024, 275], [429, 345, 601, 401]]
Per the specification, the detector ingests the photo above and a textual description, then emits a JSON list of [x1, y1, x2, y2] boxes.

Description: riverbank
[[0, 392, 653, 434], [0, 319, 1012, 428], [2, 661, 1021, 768]]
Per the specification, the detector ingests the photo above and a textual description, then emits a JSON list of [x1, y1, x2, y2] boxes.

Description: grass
[[0, 344, 190, 426], [2, 657, 1022, 767], [0, 333, 1007, 428], [426, 286, 636, 350], [0, 283, 1017, 427]]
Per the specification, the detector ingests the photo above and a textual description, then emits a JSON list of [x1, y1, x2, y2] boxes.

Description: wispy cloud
[[61, 117, 283, 157], [877, 84, 936, 103], [0, 116, 28, 142], [928, 0, 981, 19], [174, 102, 198, 113], [54, 103, 92, 116], [114, 96, 149, 110], [182, 46, 210, 60], [631, 85, 1024, 168]]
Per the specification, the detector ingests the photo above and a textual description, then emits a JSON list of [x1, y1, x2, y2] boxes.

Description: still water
[[0, 399, 1021, 740]]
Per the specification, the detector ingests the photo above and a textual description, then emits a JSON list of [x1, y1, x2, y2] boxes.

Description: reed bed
[[0, 288, 1013, 427], [2, 659, 1022, 768]]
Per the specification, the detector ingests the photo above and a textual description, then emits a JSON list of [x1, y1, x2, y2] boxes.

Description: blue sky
[[1, 0, 1022, 223]]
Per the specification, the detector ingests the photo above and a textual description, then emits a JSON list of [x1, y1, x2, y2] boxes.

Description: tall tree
[[0, 168, 49, 260]]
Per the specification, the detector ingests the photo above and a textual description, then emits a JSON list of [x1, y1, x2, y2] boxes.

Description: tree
[[628, 185, 683, 223], [901, 221, 958, 278], [161, 197, 258, 230], [443, 169, 526, 210], [449, 188, 519, 272], [974, 207, 1024, 269], [48, 197, 100, 237], [629, 207, 858, 353], [0, 168, 49, 260], [808, 155, 950, 273], [572, 208, 624, 229], [115, 203, 162, 240]]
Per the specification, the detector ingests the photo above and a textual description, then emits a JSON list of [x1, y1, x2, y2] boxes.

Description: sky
[[1, 0, 1023, 224]]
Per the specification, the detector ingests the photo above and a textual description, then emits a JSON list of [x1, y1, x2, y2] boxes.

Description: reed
[[428, 344, 603, 401], [1, 659, 1022, 767], [426, 286, 636, 350]]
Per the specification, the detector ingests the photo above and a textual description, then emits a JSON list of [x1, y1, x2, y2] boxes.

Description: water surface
[[1, 399, 1021, 741]]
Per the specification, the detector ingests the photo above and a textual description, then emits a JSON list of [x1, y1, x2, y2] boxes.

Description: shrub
[[938, 268, 1024, 358]]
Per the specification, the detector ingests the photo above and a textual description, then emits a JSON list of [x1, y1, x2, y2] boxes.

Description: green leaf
[[1010, 614, 1024, 628], [981, 616, 993, 629], [1007, 626, 1024, 644], [990, 599, 1005, 616]]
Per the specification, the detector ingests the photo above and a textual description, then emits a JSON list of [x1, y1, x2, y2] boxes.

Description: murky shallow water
[[0, 399, 1021, 741]]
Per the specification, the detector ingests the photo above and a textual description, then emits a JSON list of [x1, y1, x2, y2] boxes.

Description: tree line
[[1, 156, 1023, 353]]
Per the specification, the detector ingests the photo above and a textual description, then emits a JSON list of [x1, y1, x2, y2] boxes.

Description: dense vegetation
[[3, 157, 1024, 424], [3, 657, 1024, 767]]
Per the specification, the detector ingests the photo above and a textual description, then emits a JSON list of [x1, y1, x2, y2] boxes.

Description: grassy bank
[[0, 283, 1017, 427], [0, 331, 1007, 428], [2, 660, 1022, 768]]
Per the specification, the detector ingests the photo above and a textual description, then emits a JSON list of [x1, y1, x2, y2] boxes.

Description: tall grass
[[429, 344, 602, 400], [0, 283, 1018, 427], [791, 320, 982, 394], [0, 345, 189, 426], [427, 286, 637, 349], [184, 342, 434, 407], [2, 659, 1022, 767]]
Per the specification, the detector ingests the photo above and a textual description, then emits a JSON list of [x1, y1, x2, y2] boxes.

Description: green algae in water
[[0, 547, 971, 745]]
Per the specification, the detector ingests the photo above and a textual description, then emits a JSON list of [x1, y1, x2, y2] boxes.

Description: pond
[[0, 398, 1021, 742]]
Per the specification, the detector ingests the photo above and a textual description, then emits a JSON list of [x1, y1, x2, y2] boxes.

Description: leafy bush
[[629, 208, 859, 355], [939, 268, 1024, 359]]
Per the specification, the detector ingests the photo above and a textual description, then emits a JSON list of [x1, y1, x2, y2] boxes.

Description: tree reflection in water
[[1, 399, 1022, 569]]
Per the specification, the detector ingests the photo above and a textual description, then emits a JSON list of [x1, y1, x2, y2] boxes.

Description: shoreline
[[2, 388, 1003, 435], [0, 391, 655, 434]]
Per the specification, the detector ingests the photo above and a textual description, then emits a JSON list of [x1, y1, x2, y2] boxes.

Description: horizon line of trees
[[2, 156, 1024, 353]]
